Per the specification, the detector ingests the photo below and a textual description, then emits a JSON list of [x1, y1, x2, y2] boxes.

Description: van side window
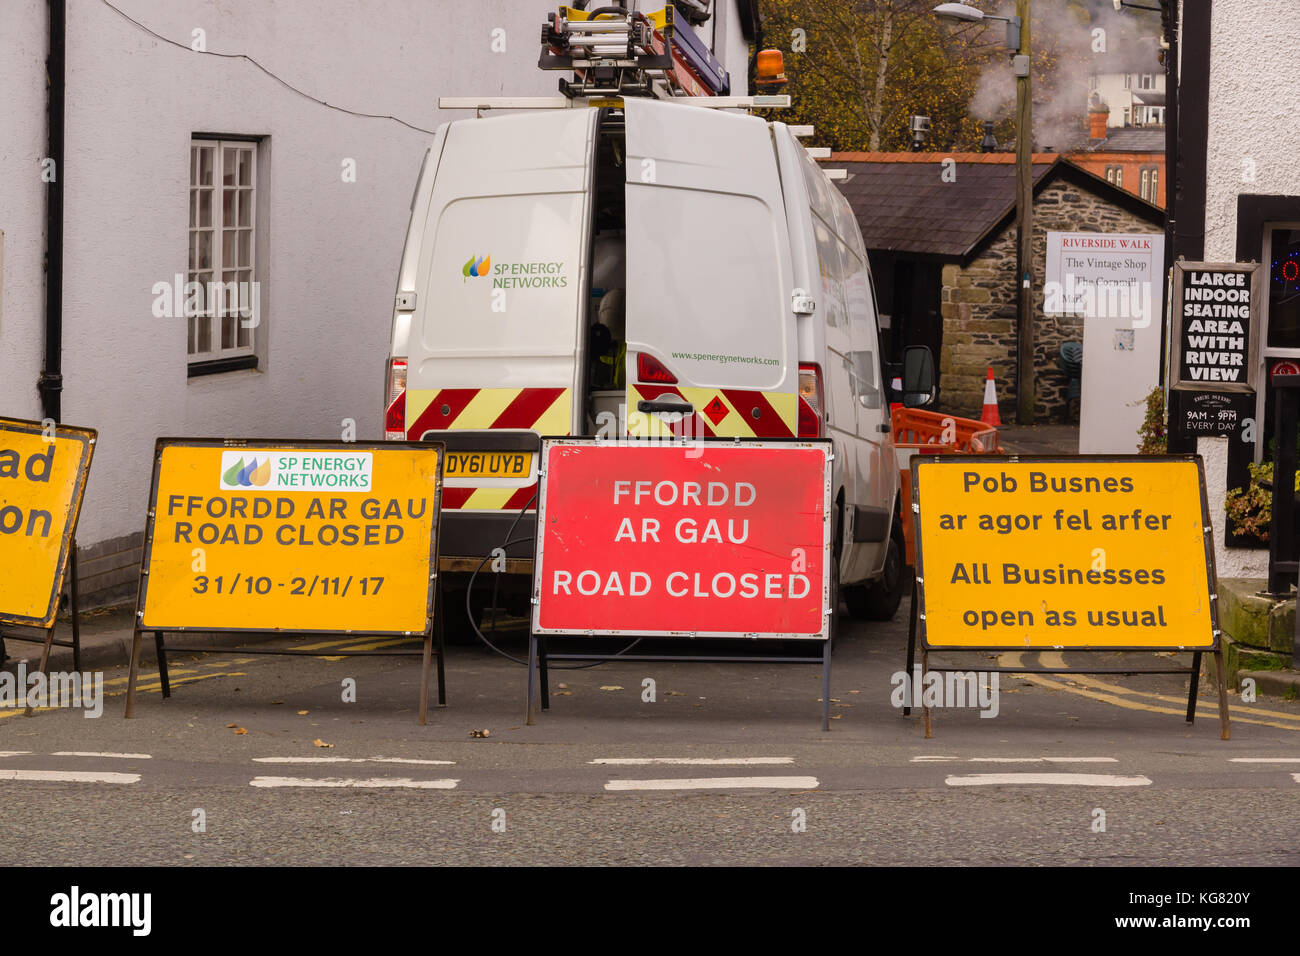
[[812, 213, 847, 330], [849, 350, 882, 409]]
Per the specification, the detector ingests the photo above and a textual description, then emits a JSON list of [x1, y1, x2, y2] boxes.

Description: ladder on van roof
[[438, 4, 790, 113]]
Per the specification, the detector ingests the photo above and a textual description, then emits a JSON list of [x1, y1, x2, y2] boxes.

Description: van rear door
[[406, 108, 597, 510], [622, 99, 797, 438]]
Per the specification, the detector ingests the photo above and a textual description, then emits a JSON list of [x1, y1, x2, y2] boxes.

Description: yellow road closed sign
[[0, 417, 96, 628], [912, 456, 1217, 650], [139, 439, 442, 634]]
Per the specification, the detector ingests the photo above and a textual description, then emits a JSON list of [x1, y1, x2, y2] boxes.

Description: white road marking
[[590, 757, 794, 766], [0, 752, 32, 758], [604, 776, 819, 791], [1230, 758, 1300, 763], [967, 757, 1119, 764], [51, 751, 152, 760], [252, 757, 455, 765], [1293, 774, 1300, 784], [911, 756, 959, 762], [945, 773, 1151, 787], [249, 776, 460, 789], [0, 769, 140, 784]]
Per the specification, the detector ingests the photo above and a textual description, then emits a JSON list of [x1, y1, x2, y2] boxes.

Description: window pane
[[197, 231, 212, 269], [238, 229, 252, 267], [1267, 228, 1300, 348], [223, 147, 238, 186], [188, 313, 197, 354], [238, 188, 252, 228], [223, 229, 236, 268], [196, 314, 211, 353], [238, 149, 252, 186], [222, 188, 235, 231], [189, 190, 197, 228], [198, 188, 212, 227], [189, 232, 198, 272], [197, 146, 214, 186]]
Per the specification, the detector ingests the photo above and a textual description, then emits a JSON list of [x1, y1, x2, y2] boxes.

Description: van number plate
[[445, 452, 532, 478]]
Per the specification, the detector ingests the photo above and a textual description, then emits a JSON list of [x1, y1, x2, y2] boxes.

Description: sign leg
[[435, 612, 447, 708], [1186, 650, 1203, 723], [69, 539, 82, 673], [124, 627, 143, 719], [23, 625, 57, 717], [525, 632, 538, 726], [921, 647, 932, 739], [154, 632, 171, 699], [418, 628, 433, 726], [539, 633, 550, 711], [903, 578, 918, 717], [821, 635, 832, 732], [1214, 645, 1231, 740]]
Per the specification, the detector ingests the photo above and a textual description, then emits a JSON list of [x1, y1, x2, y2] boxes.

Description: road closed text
[[535, 443, 831, 637]]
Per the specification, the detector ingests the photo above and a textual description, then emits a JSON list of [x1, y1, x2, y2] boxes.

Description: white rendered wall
[[1, 0, 750, 547], [0, 0, 51, 423]]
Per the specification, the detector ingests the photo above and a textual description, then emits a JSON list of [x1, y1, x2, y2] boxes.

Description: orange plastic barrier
[[893, 408, 1005, 565]]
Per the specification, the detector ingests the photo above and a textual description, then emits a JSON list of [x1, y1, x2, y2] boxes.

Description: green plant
[[1224, 460, 1300, 544], [1137, 386, 1166, 454]]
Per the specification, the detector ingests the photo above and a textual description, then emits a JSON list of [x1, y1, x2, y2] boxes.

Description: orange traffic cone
[[980, 367, 1002, 427]]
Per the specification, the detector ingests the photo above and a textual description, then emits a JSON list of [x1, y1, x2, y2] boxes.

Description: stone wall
[[940, 178, 1163, 420]]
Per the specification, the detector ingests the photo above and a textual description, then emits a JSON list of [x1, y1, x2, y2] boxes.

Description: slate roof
[[825, 152, 1164, 263], [1085, 126, 1167, 152]]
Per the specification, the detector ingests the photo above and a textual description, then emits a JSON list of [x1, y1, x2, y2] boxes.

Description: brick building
[[829, 152, 1165, 421]]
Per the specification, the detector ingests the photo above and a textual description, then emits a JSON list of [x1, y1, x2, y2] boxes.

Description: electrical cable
[[100, 0, 440, 135], [464, 496, 641, 668]]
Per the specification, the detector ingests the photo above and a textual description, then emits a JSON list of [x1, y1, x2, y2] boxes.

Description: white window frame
[[188, 139, 259, 364]]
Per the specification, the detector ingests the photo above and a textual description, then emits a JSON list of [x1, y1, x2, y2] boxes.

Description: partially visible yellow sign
[[139, 440, 442, 634], [913, 457, 1216, 650], [0, 417, 95, 628]]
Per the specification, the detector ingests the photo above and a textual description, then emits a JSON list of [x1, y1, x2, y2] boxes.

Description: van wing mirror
[[902, 346, 936, 408]]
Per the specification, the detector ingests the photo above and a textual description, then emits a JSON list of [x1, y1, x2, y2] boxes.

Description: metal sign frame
[[0, 416, 96, 714], [906, 453, 1230, 739], [526, 436, 838, 729], [125, 437, 446, 724]]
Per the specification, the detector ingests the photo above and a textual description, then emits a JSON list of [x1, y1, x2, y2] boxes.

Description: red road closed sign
[[531, 439, 833, 639]]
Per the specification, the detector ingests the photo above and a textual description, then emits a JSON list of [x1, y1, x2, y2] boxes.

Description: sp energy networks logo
[[221, 454, 271, 488], [461, 253, 568, 288], [218, 450, 373, 492]]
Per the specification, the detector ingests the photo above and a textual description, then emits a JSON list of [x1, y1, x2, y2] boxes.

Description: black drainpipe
[[39, 0, 66, 424]]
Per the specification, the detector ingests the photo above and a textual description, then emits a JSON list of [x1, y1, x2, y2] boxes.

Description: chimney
[[1088, 101, 1109, 141], [980, 121, 998, 152]]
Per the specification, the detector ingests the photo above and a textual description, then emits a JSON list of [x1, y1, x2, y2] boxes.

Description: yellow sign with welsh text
[[912, 456, 1217, 650], [0, 417, 96, 628], [139, 440, 442, 634]]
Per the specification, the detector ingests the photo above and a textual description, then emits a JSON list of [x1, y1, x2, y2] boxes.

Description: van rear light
[[384, 358, 407, 440], [798, 362, 824, 438], [636, 352, 678, 384]]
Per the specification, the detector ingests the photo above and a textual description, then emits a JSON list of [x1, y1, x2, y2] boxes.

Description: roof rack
[[437, 5, 789, 114]]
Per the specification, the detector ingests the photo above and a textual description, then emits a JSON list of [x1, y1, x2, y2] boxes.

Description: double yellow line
[[998, 652, 1300, 732]]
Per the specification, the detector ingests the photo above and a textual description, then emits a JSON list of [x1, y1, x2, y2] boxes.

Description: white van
[[384, 98, 932, 623]]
